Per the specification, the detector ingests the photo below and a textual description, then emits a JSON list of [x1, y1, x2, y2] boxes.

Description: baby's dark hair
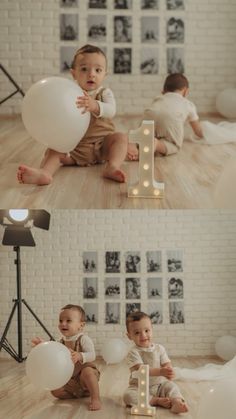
[[163, 73, 189, 93], [71, 44, 107, 69], [126, 311, 150, 331], [61, 304, 86, 322]]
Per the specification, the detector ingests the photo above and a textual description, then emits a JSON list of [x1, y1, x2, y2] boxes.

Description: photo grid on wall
[[82, 249, 184, 325], [59, 0, 185, 74]]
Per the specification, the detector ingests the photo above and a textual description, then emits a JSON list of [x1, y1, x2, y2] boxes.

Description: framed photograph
[[88, 0, 107, 8], [169, 301, 185, 324], [146, 251, 162, 272], [167, 250, 183, 272], [166, 0, 184, 10], [141, 0, 159, 8], [141, 17, 159, 43], [60, 0, 78, 7], [60, 14, 78, 41], [87, 15, 106, 42], [83, 251, 98, 273], [114, 0, 132, 9], [168, 277, 184, 299], [83, 277, 98, 299], [83, 303, 98, 323], [60, 46, 77, 72], [167, 47, 184, 73], [126, 303, 141, 318], [114, 48, 132, 74], [167, 17, 184, 43], [114, 16, 132, 43], [147, 277, 162, 299], [126, 277, 141, 299], [105, 251, 120, 273], [147, 302, 163, 324], [141, 48, 159, 74], [106, 302, 120, 324], [125, 251, 141, 273], [105, 277, 120, 298]]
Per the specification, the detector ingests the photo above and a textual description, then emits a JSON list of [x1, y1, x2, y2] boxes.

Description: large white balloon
[[26, 341, 74, 390], [215, 335, 236, 361], [216, 88, 236, 119], [197, 378, 236, 419], [21, 77, 90, 152], [101, 338, 128, 364]]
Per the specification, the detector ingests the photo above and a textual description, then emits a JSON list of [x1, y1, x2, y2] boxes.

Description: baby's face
[[58, 308, 84, 337], [71, 52, 107, 91], [127, 317, 153, 348]]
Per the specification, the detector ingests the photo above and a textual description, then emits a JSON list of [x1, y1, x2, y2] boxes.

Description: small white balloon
[[216, 88, 236, 119], [21, 77, 90, 153], [26, 341, 74, 390], [101, 338, 128, 364], [215, 335, 236, 361], [197, 378, 236, 419]]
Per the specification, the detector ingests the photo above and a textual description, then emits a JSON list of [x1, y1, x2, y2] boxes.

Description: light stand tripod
[[0, 246, 54, 362]]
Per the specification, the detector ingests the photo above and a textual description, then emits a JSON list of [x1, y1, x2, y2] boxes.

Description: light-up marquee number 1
[[131, 364, 156, 417], [128, 120, 164, 199]]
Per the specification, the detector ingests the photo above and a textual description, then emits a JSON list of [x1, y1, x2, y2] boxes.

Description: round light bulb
[[141, 392, 145, 396], [141, 403, 145, 408], [143, 128, 150, 135], [9, 209, 29, 222], [143, 146, 149, 153], [143, 181, 149, 187], [141, 380, 145, 385], [132, 188, 139, 195], [154, 189, 160, 196], [143, 164, 149, 170]]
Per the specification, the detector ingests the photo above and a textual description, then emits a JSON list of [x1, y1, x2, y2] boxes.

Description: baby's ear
[[126, 332, 131, 340], [70, 68, 76, 80]]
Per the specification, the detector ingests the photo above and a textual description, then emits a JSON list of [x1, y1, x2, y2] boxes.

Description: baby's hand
[[31, 336, 45, 347], [76, 91, 99, 114], [160, 366, 175, 380], [70, 349, 83, 364]]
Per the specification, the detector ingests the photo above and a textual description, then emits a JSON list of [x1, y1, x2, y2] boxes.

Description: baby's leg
[[51, 387, 75, 399], [79, 367, 101, 411], [126, 138, 167, 161], [102, 132, 128, 183], [170, 398, 188, 414], [150, 396, 171, 408]]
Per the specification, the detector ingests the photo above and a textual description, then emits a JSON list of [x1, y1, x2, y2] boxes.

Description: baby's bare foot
[[171, 398, 188, 414], [150, 396, 171, 409], [103, 166, 126, 183], [17, 165, 52, 185], [126, 143, 139, 161], [89, 398, 102, 411]]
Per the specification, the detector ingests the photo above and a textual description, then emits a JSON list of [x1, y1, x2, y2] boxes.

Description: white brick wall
[[1, 0, 236, 115], [0, 209, 236, 359]]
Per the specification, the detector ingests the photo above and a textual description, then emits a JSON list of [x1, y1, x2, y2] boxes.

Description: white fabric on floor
[[174, 356, 236, 382], [184, 120, 236, 145]]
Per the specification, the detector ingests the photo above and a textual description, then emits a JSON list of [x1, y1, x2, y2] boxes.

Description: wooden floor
[[0, 356, 223, 419], [1, 116, 236, 209]]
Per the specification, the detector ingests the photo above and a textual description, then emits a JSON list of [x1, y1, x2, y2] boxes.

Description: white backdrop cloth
[[184, 121, 236, 145], [174, 356, 236, 382]]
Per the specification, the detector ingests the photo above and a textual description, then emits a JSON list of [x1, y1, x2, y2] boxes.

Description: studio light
[[0, 209, 54, 362]]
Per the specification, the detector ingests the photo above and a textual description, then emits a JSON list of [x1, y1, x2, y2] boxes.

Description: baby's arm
[[78, 335, 96, 364], [76, 88, 116, 119], [130, 362, 174, 380], [190, 120, 203, 138], [31, 336, 45, 346]]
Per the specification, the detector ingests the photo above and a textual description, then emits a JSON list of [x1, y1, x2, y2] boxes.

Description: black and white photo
[[114, 16, 132, 42], [141, 0, 159, 9], [88, 0, 107, 8], [114, 48, 132, 73], [106, 302, 120, 324], [147, 277, 162, 299], [87, 15, 106, 41], [147, 302, 163, 324], [83, 303, 98, 323], [125, 251, 141, 273], [60, 46, 77, 71], [169, 301, 185, 324], [60, 14, 78, 40], [105, 251, 120, 273], [167, 250, 183, 272], [126, 277, 141, 299], [83, 277, 98, 299], [114, 0, 132, 9], [105, 277, 120, 298], [146, 251, 162, 272], [126, 303, 141, 318], [168, 277, 184, 299], [83, 251, 98, 273], [166, 0, 184, 10], [141, 17, 159, 43], [167, 17, 184, 43], [167, 47, 184, 73], [60, 0, 78, 7], [141, 49, 159, 74]]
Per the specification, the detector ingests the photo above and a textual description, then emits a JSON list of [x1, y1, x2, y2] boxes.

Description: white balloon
[[21, 77, 90, 153], [197, 378, 236, 419], [215, 335, 236, 361], [101, 338, 128, 364], [216, 88, 236, 119], [26, 341, 74, 390]]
